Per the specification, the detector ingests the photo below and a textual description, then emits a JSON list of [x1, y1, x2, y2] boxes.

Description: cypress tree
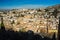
[[0, 16, 5, 30], [58, 17, 60, 40]]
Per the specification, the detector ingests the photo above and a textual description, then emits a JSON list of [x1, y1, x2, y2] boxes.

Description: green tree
[[53, 9, 58, 18], [0, 17, 5, 30]]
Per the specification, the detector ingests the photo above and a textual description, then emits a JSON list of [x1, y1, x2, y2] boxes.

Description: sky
[[0, 0, 60, 9]]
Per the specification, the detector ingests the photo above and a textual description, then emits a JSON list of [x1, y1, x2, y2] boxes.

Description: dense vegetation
[[0, 26, 56, 40]]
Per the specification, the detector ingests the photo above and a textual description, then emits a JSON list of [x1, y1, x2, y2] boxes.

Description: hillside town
[[0, 5, 60, 36]]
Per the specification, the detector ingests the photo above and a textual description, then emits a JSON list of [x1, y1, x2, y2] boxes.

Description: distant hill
[[46, 4, 60, 9], [0, 9, 11, 14]]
